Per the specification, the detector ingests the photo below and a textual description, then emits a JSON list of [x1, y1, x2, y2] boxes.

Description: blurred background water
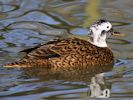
[[0, 0, 133, 100]]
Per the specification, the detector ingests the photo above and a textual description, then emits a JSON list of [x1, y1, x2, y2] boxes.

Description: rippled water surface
[[0, 0, 133, 100]]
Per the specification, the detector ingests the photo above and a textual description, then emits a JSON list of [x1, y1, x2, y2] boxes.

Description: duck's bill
[[112, 31, 125, 36], [110, 28, 125, 36]]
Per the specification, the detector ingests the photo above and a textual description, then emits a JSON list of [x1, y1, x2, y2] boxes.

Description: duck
[[4, 19, 121, 98]]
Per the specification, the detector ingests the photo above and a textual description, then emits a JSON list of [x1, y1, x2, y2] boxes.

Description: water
[[0, 0, 133, 100]]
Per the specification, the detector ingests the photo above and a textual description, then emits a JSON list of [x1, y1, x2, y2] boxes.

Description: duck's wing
[[21, 38, 91, 60], [20, 45, 42, 54]]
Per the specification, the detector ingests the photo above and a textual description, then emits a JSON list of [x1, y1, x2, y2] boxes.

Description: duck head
[[88, 19, 120, 47]]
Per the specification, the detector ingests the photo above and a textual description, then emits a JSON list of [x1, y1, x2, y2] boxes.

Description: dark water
[[0, 0, 133, 100]]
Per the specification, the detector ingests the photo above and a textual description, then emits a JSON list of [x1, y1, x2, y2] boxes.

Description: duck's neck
[[88, 37, 108, 47]]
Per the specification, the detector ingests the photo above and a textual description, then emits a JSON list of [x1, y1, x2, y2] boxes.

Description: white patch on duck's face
[[89, 22, 112, 47]]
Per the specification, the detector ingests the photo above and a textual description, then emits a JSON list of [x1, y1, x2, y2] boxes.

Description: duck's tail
[[4, 59, 49, 68], [4, 60, 29, 68]]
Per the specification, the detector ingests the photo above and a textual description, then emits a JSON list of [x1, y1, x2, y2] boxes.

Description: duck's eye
[[107, 26, 109, 28]]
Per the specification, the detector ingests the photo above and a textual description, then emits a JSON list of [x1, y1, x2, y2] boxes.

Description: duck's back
[[4, 38, 114, 74]]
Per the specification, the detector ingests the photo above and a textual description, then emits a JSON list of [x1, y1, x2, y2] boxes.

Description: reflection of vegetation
[[0, 35, 5, 39], [83, 0, 100, 27], [0, 12, 7, 19], [68, 34, 88, 40], [6, 42, 16, 47], [113, 66, 127, 73]]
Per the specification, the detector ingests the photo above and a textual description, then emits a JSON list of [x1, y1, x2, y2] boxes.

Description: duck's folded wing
[[20, 45, 42, 54], [21, 38, 90, 60], [49, 38, 90, 55]]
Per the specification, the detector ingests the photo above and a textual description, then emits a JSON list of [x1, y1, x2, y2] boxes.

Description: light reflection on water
[[0, 0, 133, 100]]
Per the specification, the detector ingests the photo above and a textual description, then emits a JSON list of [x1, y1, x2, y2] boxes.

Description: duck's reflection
[[21, 64, 113, 98]]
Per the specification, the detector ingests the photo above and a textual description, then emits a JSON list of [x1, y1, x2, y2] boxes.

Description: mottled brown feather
[[4, 38, 114, 74]]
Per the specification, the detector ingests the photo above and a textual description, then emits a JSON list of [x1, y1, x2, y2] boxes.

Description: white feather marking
[[88, 22, 112, 47]]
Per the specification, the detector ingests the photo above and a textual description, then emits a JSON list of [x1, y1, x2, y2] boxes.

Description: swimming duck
[[4, 19, 121, 98]]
